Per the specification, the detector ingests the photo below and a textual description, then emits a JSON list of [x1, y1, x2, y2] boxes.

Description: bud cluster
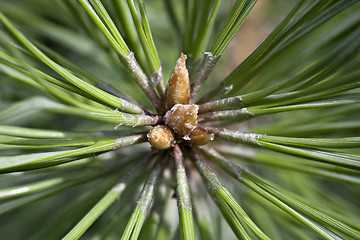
[[147, 53, 213, 150]]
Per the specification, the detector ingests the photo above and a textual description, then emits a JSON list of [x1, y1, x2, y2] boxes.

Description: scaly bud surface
[[165, 104, 198, 140], [189, 129, 214, 146], [147, 125, 175, 150], [165, 53, 190, 109]]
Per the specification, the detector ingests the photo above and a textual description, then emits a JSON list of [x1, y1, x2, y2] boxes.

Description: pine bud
[[147, 125, 175, 150], [189, 129, 214, 146], [165, 53, 190, 109], [165, 104, 198, 139]]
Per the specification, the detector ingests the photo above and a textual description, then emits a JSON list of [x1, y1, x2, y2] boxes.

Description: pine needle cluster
[[0, 0, 359, 239]]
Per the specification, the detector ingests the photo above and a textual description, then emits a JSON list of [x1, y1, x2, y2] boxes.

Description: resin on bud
[[165, 53, 190, 109], [189, 129, 214, 146], [165, 104, 198, 139], [147, 125, 175, 150]]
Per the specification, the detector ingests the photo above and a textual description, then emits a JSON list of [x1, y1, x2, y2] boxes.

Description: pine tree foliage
[[0, 0, 359, 239]]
